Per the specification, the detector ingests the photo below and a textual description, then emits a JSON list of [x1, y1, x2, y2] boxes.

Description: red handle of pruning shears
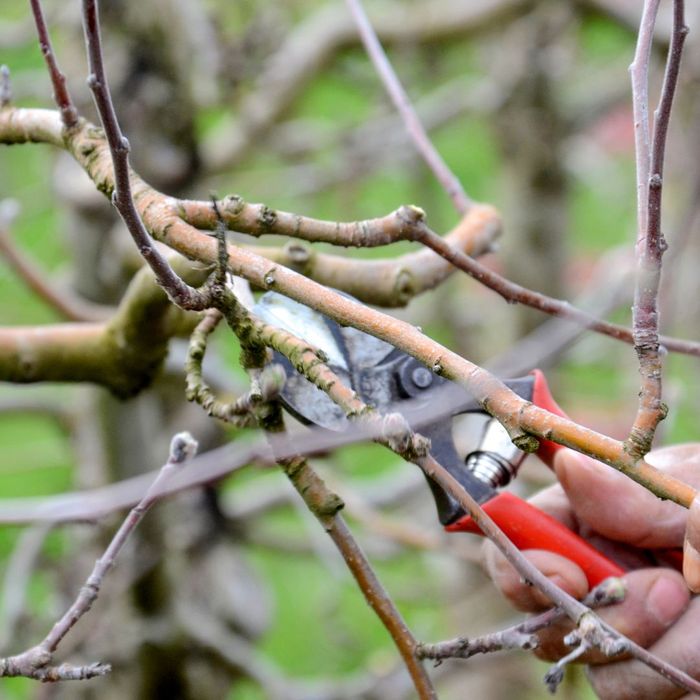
[[449, 370, 627, 588], [449, 492, 625, 587], [530, 369, 567, 467]]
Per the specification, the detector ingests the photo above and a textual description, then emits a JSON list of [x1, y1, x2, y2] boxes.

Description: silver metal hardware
[[465, 418, 527, 488]]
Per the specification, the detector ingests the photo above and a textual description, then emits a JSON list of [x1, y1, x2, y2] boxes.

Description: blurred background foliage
[[1, 1, 700, 698]]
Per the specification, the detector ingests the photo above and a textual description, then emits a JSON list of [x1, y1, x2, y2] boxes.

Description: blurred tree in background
[[1, 1, 700, 698]]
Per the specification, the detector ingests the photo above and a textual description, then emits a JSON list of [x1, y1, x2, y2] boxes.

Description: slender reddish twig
[[344, 0, 472, 214], [408, 218, 700, 356], [627, 0, 687, 458], [80, 0, 206, 310], [29, 0, 78, 128]]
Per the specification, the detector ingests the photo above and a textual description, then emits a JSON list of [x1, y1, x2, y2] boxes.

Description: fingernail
[[646, 574, 689, 626], [684, 539, 700, 593]]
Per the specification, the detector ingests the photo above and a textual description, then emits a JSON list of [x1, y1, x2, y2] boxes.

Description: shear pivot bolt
[[411, 367, 433, 388]]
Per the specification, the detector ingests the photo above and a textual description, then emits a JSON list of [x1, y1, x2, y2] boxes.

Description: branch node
[[512, 433, 540, 454]]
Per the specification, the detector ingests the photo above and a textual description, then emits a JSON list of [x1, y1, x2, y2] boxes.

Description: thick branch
[[241, 205, 498, 306], [0, 259, 207, 396], [9, 106, 700, 354]]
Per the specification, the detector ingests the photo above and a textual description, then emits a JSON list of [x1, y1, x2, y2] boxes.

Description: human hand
[[483, 444, 700, 699]]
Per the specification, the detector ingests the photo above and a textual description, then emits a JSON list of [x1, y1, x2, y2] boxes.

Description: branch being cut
[[0, 107, 698, 506]]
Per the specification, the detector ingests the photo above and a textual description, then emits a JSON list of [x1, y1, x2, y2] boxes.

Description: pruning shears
[[254, 292, 625, 587]]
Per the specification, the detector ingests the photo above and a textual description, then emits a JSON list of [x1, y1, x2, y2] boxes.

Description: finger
[[554, 446, 700, 548], [533, 568, 689, 662], [683, 495, 700, 592], [587, 595, 700, 700], [482, 542, 588, 612]]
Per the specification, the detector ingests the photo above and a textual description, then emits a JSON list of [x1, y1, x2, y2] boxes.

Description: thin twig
[[417, 628, 538, 664], [80, 0, 206, 310], [43, 433, 197, 653], [185, 308, 284, 425], [0, 432, 197, 681], [29, 0, 78, 128], [416, 577, 627, 663], [273, 447, 437, 700], [627, 0, 687, 458], [630, 0, 660, 245], [344, 0, 472, 214], [544, 642, 591, 693]]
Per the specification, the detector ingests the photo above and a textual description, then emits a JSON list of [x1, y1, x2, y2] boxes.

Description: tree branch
[[0, 257, 207, 396], [627, 0, 688, 458], [0, 432, 197, 681], [345, 0, 471, 214], [0, 204, 110, 322], [80, 0, 206, 310], [1, 107, 697, 506], [28, 0, 78, 128]]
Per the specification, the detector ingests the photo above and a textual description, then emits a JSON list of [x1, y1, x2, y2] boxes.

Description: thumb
[[553, 449, 687, 549]]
